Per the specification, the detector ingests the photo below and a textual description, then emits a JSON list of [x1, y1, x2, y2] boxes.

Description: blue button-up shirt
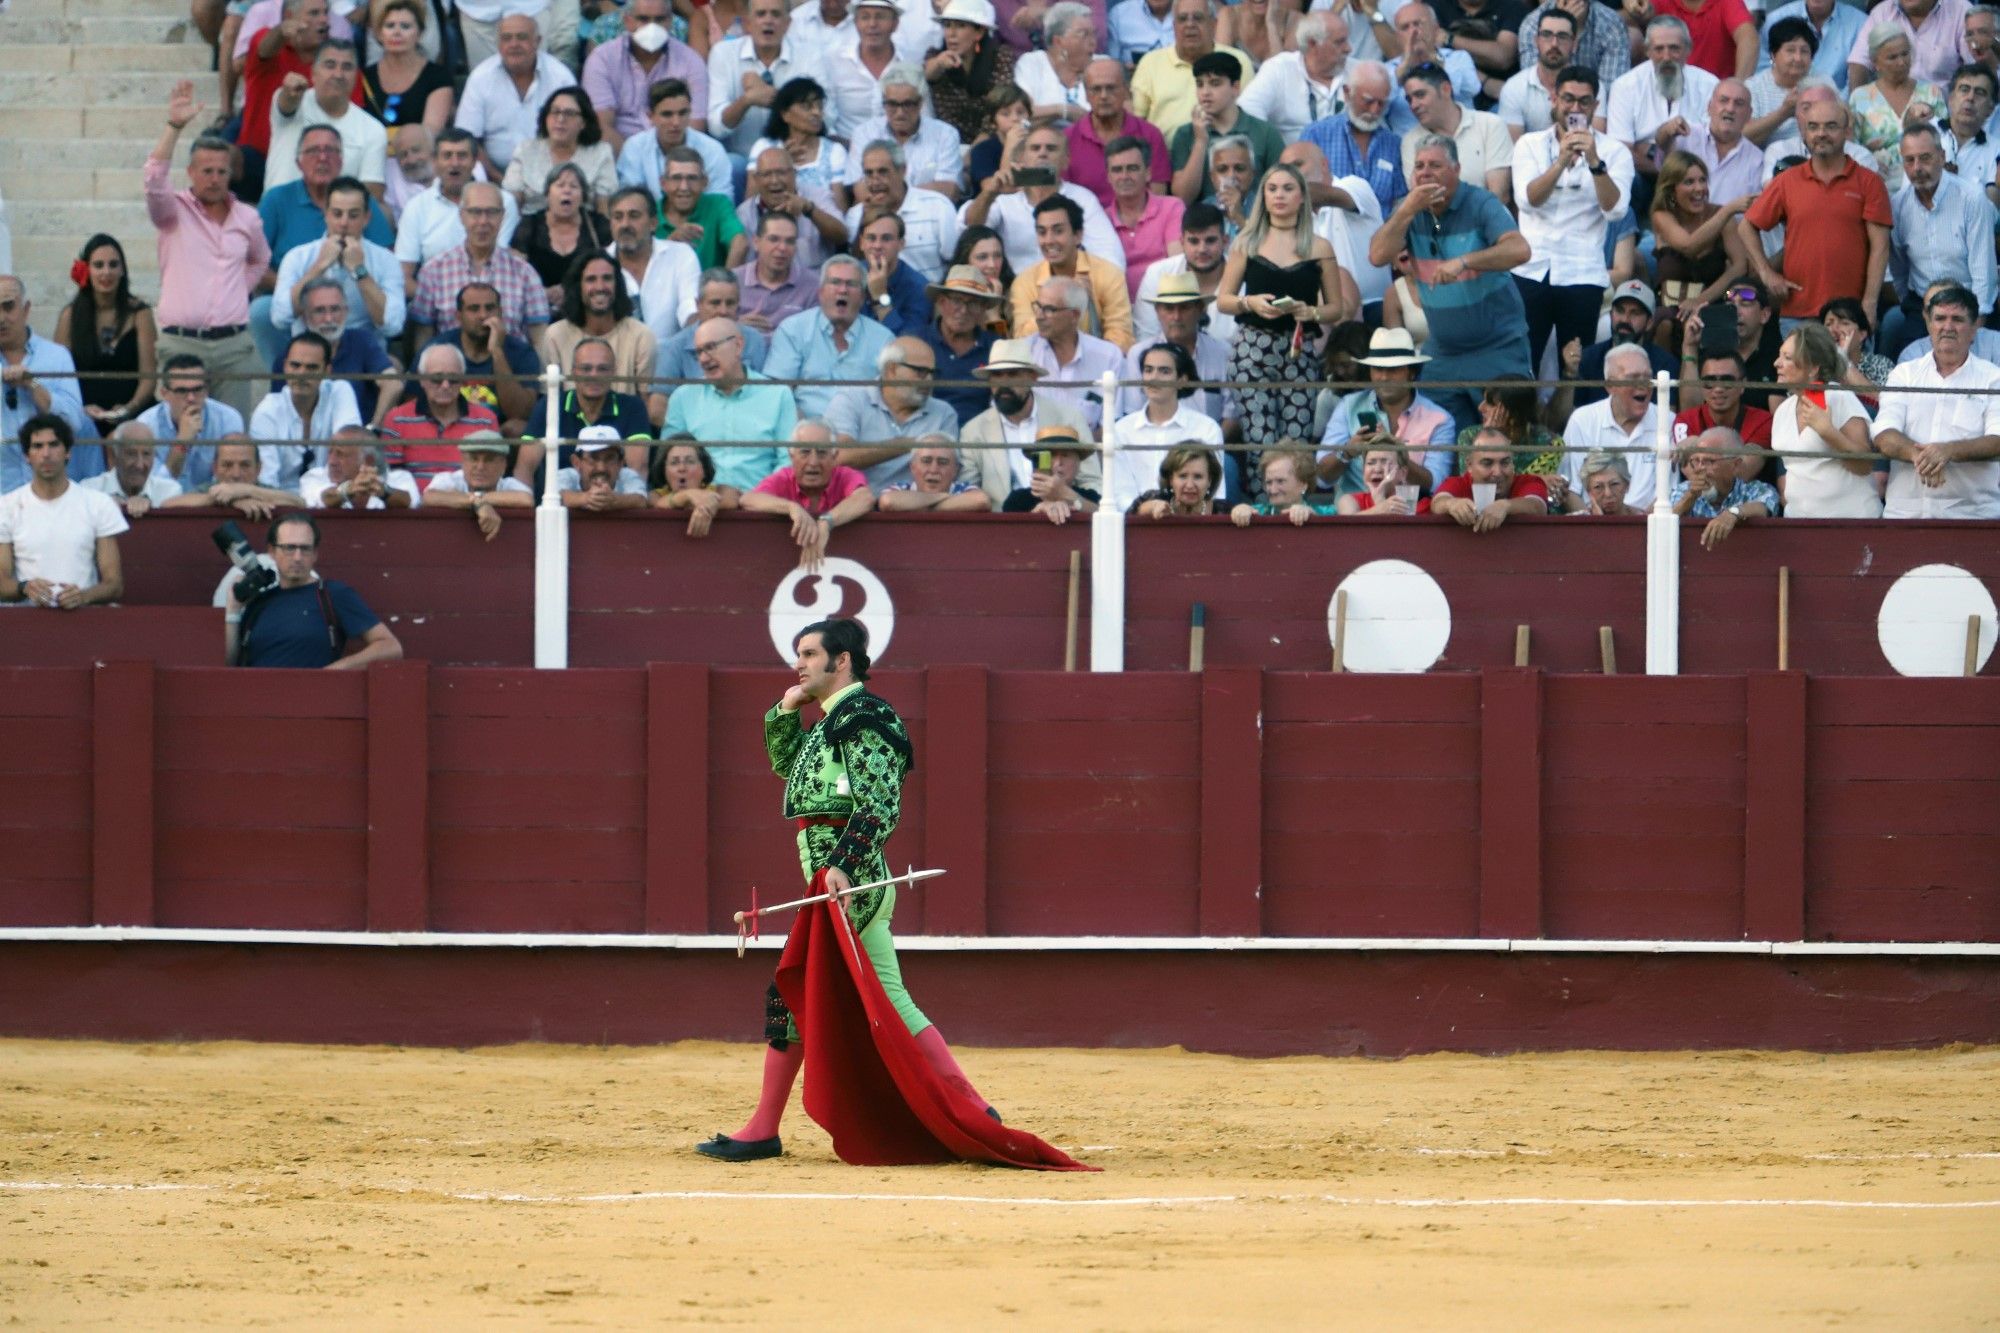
[[258, 180, 395, 260], [920, 324, 995, 426], [661, 370, 797, 491], [1, 334, 94, 492], [1755, 0, 1866, 90], [136, 397, 246, 492], [614, 129, 734, 203], [1892, 170, 1999, 312], [823, 387, 962, 491], [1109, 0, 1173, 65], [762, 308, 894, 420], [1301, 115, 1407, 212]]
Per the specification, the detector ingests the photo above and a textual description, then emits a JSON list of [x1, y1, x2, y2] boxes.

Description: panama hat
[[926, 264, 1003, 302], [1355, 327, 1431, 368], [972, 338, 1044, 377]]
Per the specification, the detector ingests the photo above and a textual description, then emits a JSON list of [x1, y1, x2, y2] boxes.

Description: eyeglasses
[[300, 144, 343, 156], [882, 97, 923, 111], [272, 543, 317, 555], [896, 363, 937, 375], [547, 105, 583, 119], [462, 206, 504, 218], [1032, 302, 1076, 318], [694, 335, 740, 355]]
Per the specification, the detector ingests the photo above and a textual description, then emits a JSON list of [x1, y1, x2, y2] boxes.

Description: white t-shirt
[[1772, 389, 1881, 519], [0, 481, 130, 598], [299, 464, 423, 509]]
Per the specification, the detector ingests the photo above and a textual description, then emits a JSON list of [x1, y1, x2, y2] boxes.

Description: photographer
[[222, 514, 402, 669]]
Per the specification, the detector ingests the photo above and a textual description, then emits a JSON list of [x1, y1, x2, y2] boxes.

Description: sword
[[733, 867, 947, 958]]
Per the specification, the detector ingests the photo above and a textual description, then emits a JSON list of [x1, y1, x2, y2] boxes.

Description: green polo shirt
[[655, 193, 745, 271]]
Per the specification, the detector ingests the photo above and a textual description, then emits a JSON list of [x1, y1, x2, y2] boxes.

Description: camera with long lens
[[212, 521, 277, 603]]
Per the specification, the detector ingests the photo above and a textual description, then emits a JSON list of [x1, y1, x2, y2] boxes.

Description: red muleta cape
[[773, 871, 1097, 1171]]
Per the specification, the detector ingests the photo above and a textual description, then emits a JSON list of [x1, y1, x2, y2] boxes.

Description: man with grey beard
[[1299, 61, 1408, 212], [283, 277, 398, 428], [1606, 16, 1719, 187]]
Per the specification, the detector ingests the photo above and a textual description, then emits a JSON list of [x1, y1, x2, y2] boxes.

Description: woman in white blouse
[[1772, 322, 1882, 518], [501, 86, 618, 216], [1109, 340, 1225, 508], [1014, 2, 1098, 122]]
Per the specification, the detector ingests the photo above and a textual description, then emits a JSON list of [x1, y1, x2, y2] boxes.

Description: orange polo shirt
[[1744, 157, 1893, 320]]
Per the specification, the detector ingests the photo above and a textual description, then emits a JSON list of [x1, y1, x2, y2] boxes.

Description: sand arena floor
[[2, 1039, 1997, 1329]]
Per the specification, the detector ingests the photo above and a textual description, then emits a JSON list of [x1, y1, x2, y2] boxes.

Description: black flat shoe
[[985, 1106, 1002, 1124], [695, 1133, 783, 1162]]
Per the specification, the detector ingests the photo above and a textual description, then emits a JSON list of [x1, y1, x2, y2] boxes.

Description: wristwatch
[[1587, 162, 1608, 176], [1726, 503, 1743, 518], [876, 292, 893, 309], [351, 265, 370, 281]]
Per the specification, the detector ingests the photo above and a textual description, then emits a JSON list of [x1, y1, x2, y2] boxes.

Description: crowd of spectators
[[10, 0, 2000, 617]]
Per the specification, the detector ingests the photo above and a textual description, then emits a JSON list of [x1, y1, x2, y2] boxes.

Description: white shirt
[[454, 51, 578, 171], [1400, 108, 1516, 184], [843, 189, 963, 281], [267, 96, 390, 192], [839, 116, 965, 190], [1027, 332, 1125, 430], [457, 0, 553, 20], [79, 470, 184, 506], [1013, 51, 1090, 117], [1312, 178, 1388, 307], [1561, 398, 1664, 509], [614, 237, 703, 346], [271, 236, 407, 338], [819, 47, 888, 137], [393, 180, 522, 271], [789, 0, 856, 68], [1876, 352, 2000, 518], [1511, 129, 1634, 287], [1239, 50, 1346, 142], [0, 481, 128, 597], [1108, 402, 1226, 510], [1497, 67, 1558, 136], [1604, 62, 1719, 149], [299, 463, 423, 508], [707, 35, 810, 155], [249, 382, 363, 490], [1771, 389, 1881, 519], [975, 184, 1127, 277], [997, 401, 1043, 491], [553, 464, 650, 495], [1132, 254, 1237, 345], [425, 470, 535, 495]]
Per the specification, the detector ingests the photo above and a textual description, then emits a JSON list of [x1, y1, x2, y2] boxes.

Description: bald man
[[826, 335, 962, 491]]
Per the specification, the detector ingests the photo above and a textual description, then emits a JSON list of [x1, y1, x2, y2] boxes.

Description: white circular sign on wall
[[768, 557, 896, 666], [1328, 558, 1452, 673], [1876, 563, 1996, 677]]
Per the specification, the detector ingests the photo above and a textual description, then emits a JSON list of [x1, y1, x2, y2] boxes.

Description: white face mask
[[631, 21, 671, 53]]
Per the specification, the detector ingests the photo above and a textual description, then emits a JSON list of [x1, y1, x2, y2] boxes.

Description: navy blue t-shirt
[[241, 579, 380, 668]]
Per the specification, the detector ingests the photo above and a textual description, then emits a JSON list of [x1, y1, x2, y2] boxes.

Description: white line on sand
[[5, 1181, 1995, 1211]]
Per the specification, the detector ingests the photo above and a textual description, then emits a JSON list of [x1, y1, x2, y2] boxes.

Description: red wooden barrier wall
[[38, 509, 1996, 674], [4, 664, 1995, 945]]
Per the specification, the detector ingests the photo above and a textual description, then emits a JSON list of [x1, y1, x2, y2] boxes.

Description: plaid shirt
[[408, 244, 551, 338], [1670, 474, 1783, 518]]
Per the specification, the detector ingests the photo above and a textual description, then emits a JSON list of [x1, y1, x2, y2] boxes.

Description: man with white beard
[[1606, 16, 1719, 191], [1299, 61, 1408, 213]]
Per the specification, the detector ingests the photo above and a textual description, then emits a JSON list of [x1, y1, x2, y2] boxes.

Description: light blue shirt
[[661, 369, 796, 491], [0, 334, 94, 492], [137, 398, 246, 491], [762, 308, 893, 420], [270, 236, 407, 339], [823, 387, 962, 491], [1891, 171, 2000, 312], [554, 464, 650, 494], [615, 129, 734, 202], [1108, 0, 1174, 66], [1755, 0, 1866, 90]]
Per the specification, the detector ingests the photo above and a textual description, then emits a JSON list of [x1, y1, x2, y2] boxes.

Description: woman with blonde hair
[[1771, 321, 1881, 518], [1650, 149, 1748, 336], [1129, 445, 1229, 517], [1215, 162, 1353, 454], [362, 0, 454, 133]]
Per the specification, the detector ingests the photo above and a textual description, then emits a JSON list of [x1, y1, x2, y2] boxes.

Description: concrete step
[[67, 43, 215, 73], [0, 70, 197, 109], [1, 105, 207, 139], [2, 167, 173, 203], [0, 139, 176, 172], [8, 199, 156, 239], [0, 13, 199, 45]]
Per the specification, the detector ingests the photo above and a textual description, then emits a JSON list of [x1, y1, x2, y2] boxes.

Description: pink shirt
[[1110, 192, 1185, 300], [752, 465, 869, 513], [143, 156, 271, 329], [1065, 112, 1171, 211]]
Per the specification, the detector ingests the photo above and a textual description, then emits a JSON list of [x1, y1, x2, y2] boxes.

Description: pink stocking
[[732, 1044, 804, 1141], [914, 1025, 990, 1111]]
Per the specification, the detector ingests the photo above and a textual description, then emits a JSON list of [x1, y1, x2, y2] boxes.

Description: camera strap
[[235, 580, 348, 667]]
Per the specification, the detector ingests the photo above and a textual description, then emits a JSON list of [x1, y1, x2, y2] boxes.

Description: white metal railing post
[[1089, 368, 1126, 672], [1644, 368, 1679, 675], [533, 363, 569, 669]]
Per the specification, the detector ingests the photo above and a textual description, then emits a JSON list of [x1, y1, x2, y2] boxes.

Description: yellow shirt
[[1130, 43, 1257, 141], [1009, 252, 1136, 351]]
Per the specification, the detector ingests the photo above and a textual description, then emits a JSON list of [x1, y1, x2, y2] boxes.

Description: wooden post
[[1968, 614, 1983, 677], [365, 660, 430, 933], [1743, 671, 1807, 941], [1063, 549, 1081, 672], [645, 662, 710, 933], [91, 660, 156, 927], [1514, 624, 1531, 667], [1198, 667, 1263, 937], [1598, 626, 1616, 675], [1777, 566, 1791, 671], [1331, 588, 1348, 672], [922, 666, 989, 935], [1478, 667, 1543, 939], [1188, 602, 1206, 672]]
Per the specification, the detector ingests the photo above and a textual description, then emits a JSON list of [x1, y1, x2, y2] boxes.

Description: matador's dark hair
[[795, 617, 872, 680]]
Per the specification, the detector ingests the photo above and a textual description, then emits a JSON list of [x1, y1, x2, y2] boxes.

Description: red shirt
[[1674, 402, 1772, 448], [1065, 113, 1172, 211], [1420, 473, 1551, 513], [752, 465, 868, 513], [1744, 159, 1894, 319], [380, 399, 503, 491], [1649, 0, 1755, 80], [238, 29, 313, 156]]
